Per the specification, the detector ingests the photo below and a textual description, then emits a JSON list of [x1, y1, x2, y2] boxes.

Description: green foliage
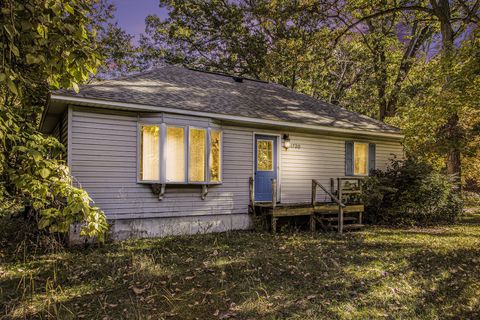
[[362, 159, 462, 226], [145, 0, 479, 185], [97, 22, 144, 77], [1, 0, 108, 240], [0, 106, 108, 241], [392, 30, 480, 181]]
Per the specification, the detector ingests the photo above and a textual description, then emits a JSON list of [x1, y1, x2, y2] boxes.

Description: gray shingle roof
[[55, 64, 400, 134]]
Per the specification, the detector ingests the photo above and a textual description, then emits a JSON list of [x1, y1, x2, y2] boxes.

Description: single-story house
[[40, 64, 404, 241]]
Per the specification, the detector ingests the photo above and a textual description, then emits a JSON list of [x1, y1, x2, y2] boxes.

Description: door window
[[257, 139, 273, 171]]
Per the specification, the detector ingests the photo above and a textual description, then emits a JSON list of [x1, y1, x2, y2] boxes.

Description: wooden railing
[[312, 179, 346, 234]]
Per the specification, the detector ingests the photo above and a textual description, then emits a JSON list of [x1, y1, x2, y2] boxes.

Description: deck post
[[271, 178, 277, 209], [330, 178, 335, 201], [271, 217, 278, 234], [338, 206, 344, 234], [338, 178, 343, 234], [310, 214, 316, 232], [311, 180, 317, 206], [249, 177, 255, 214]]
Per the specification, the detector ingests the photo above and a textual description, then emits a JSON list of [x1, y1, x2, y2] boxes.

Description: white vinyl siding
[[69, 106, 403, 220], [70, 107, 251, 220]]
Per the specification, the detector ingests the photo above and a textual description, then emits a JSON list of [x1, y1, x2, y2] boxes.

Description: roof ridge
[[185, 66, 269, 84]]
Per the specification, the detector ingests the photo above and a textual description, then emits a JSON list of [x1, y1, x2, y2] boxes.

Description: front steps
[[315, 212, 364, 232]]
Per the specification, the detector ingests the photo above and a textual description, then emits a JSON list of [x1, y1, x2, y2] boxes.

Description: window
[[138, 124, 222, 184], [257, 140, 273, 171], [166, 126, 186, 182], [189, 128, 206, 182], [354, 142, 368, 175], [140, 125, 160, 181], [209, 129, 222, 182]]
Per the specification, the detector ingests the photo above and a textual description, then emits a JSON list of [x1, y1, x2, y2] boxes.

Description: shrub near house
[[362, 159, 462, 226]]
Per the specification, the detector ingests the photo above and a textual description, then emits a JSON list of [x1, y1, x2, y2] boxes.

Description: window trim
[[353, 142, 369, 176], [137, 122, 223, 185]]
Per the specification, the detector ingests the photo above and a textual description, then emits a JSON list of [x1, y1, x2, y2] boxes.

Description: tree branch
[[334, 6, 434, 46]]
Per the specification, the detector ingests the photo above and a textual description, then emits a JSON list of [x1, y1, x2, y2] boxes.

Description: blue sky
[[111, 0, 169, 40]]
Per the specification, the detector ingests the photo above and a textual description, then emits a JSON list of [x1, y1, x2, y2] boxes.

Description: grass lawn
[[1, 214, 480, 320]]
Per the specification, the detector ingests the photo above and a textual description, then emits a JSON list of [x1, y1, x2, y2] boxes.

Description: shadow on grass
[[2, 215, 480, 319]]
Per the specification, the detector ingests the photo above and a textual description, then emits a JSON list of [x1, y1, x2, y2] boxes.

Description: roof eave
[[49, 94, 404, 140]]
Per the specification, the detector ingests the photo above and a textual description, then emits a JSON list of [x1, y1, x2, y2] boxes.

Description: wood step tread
[[320, 217, 357, 222], [332, 224, 365, 230]]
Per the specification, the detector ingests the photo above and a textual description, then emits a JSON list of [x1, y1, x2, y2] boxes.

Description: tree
[[339, 0, 480, 182], [0, 0, 108, 240], [97, 22, 141, 78]]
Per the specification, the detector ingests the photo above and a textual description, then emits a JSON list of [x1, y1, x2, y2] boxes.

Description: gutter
[[49, 94, 404, 140]]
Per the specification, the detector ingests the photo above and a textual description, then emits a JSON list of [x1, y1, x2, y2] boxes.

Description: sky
[[111, 0, 169, 41]]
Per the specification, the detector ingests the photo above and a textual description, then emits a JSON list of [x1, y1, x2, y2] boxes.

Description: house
[[40, 64, 404, 241]]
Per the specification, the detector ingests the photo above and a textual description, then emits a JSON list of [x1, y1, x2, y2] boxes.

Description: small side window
[[209, 129, 222, 183], [140, 125, 160, 181]]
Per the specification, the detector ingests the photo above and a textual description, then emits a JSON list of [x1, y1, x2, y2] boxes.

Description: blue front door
[[254, 135, 278, 202]]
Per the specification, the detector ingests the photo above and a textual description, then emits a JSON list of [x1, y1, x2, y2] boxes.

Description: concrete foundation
[[69, 214, 252, 244], [109, 213, 252, 241]]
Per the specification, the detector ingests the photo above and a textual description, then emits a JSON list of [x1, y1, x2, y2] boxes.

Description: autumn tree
[[340, 0, 480, 183]]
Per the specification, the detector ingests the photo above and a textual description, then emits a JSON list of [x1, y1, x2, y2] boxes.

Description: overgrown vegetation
[[0, 0, 108, 240], [1, 214, 480, 319], [362, 159, 462, 226]]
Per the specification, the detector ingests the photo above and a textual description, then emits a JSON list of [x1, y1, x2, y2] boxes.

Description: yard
[[1, 214, 480, 320]]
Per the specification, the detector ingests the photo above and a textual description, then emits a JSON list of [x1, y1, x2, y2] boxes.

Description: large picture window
[[139, 124, 222, 184], [140, 125, 160, 181]]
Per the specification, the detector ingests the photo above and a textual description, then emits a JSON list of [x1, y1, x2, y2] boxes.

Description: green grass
[[1, 214, 480, 319]]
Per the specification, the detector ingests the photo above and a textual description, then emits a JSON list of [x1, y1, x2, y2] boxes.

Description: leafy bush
[[0, 110, 108, 242], [463, 191, 480, 209], [362, 159, 462, 226]]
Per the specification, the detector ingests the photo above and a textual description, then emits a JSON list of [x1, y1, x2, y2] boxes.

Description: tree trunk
[[433, 0, 462, 185]]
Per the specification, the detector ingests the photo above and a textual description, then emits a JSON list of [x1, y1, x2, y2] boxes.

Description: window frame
[[137, 122, 223, 185], [353, 142, 369, 176]]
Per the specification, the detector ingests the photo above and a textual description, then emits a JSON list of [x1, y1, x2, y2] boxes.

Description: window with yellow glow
[[354, 142, 368, 175], [138, 124, 222, 184], [166, 126, 185, 182], [189, 128, 206, 182], [257, 140, 273, 171], [209, 129, 222, 182], [140, 125, 160, 181]]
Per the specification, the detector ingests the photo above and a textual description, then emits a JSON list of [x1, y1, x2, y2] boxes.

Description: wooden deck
[[249, 177, 365, 233]]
